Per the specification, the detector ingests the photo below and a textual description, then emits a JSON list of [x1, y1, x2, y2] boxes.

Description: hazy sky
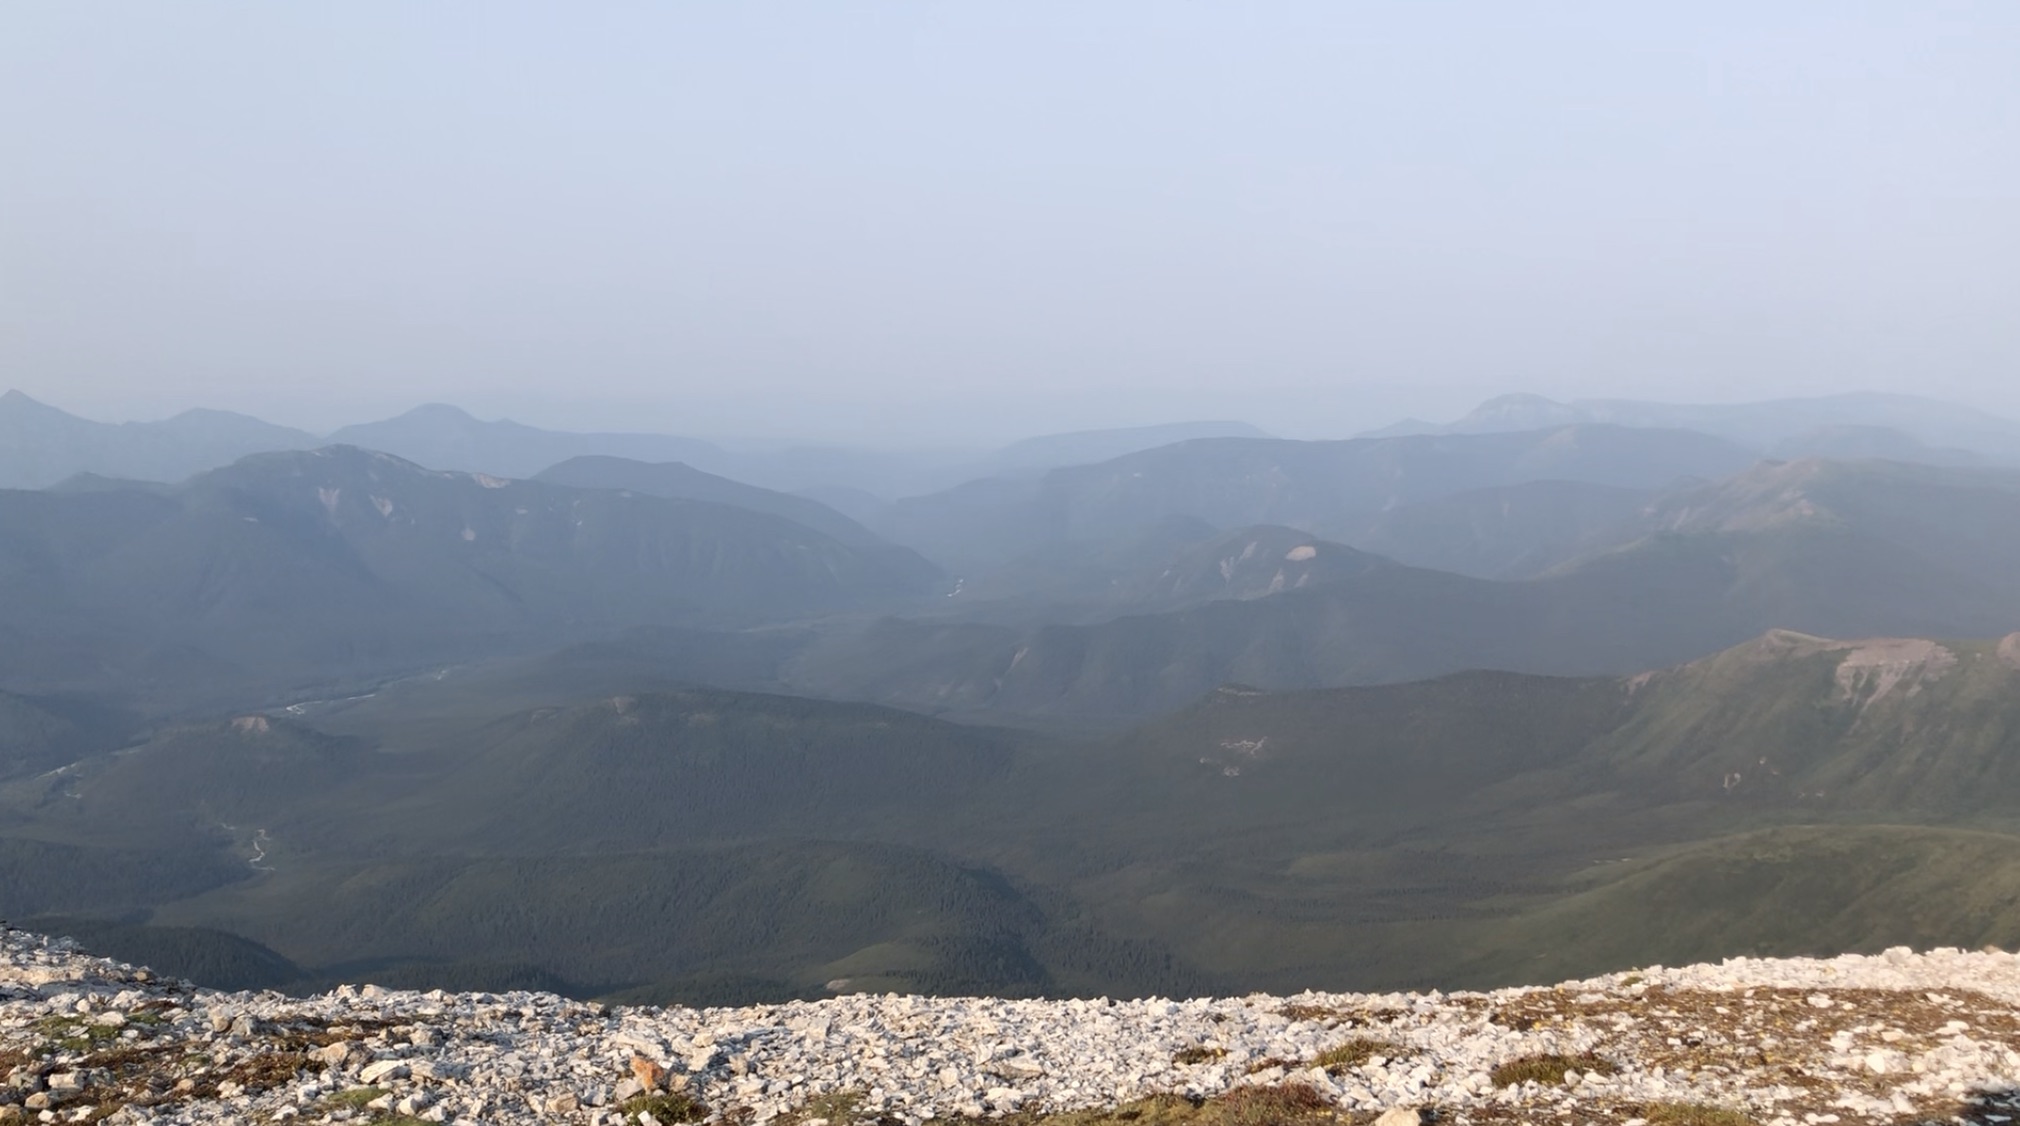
[[3, 3, 2017, 444]]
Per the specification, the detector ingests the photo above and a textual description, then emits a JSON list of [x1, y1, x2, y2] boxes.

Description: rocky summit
[[3, 929, 2019, 1126]]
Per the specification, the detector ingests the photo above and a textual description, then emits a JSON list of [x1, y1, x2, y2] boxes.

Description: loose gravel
[[4, 928, 2018, 1125]]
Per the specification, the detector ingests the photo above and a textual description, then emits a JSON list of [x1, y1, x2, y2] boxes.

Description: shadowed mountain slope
[[1332, 479, 1653, 579], [0, 691, 137, 780], [986, 422, 1272, 474], [784, 517, 2020, 725], [0, 683, 1194, 1002], [882, 424, 1754, 571], [934, 525, 1392, 625], [347, 688, 1030, 853], [16, 630, 2020, 999], [965, 630, 2020, 990], [533, 455, 898, 552], [0, 447, 939, 710]]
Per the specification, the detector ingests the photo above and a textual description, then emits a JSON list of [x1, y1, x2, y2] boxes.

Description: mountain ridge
[[0, 445, 940, 710]]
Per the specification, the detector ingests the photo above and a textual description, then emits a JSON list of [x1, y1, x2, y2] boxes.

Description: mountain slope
[[882, 424, 1754, 571], [350, 688, 1030, 853], [533, 455, 895, 551], [986, 421, 1272, 474], [1331, 479, 1652, 579], [935, 524, 1392, 624], [1592, 630, 2020, 814], [1448, 824, 2020, 987], [328, 404, 725, 478], [1375, 391, 2020, 462], [16, 629, 2020, 999], [1639, 458, 2020, 603], [0, 447, 940, 708], [0, 682, 1191, 1002], [786, 518, 2020, 724], [0, 690, 135, 780], [965, 630, 2020, 990], [0, 391, 317, 490]]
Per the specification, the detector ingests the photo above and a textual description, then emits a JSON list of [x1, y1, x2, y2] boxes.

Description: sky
[[2, 2, 2017, 445]]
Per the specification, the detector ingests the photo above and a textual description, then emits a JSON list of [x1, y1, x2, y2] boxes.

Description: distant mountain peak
[[1474, 392, 1567, 409], [1452, 394, 1587, 432], [1367, 391, 2020, 465], [401, 403, 481, 420], [0, 389, 67, 416]]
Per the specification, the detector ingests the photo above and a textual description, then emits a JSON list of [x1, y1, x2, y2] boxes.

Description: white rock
[[359, 1059, 410, 1084]]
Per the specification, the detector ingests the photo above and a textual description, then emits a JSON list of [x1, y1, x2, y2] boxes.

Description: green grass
[[1311, 1038, 1399, 1074], [1489, 1052, 1618, 1087], [953, 1085, 1340, 1126], [318, 1086, 388, 1110], [32, 1015, 124, 1054], [779, 1091, 870, 1126], [1644, 1103, 1757, 1126], [619, 1092, 709, 1124]]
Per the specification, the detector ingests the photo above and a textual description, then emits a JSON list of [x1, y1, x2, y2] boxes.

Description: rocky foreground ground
[[4, 929, 2020, 1126]]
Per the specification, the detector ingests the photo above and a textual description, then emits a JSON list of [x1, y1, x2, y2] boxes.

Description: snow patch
[[371, 495, 394, 518], [316, 487, 341, 516], [1284, 544, 1318, 562], [230, 716, 271, 735], [472, 473, 511, 489]]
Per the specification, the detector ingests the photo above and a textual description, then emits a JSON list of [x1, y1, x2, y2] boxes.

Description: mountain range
[[0, 390, 316, 490], [10, 387, 2020, 1006], [0, 392, 1276, 499], [0, 446, 937, 711], [1369, 390, 2020, 463], [876, 423, 1757, 572]]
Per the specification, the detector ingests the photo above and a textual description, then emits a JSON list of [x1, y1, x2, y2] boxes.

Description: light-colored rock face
[[4, 930, 2020, 1125], [1709, 632, 1960, 710], [1831, 638, 1958, 708]]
